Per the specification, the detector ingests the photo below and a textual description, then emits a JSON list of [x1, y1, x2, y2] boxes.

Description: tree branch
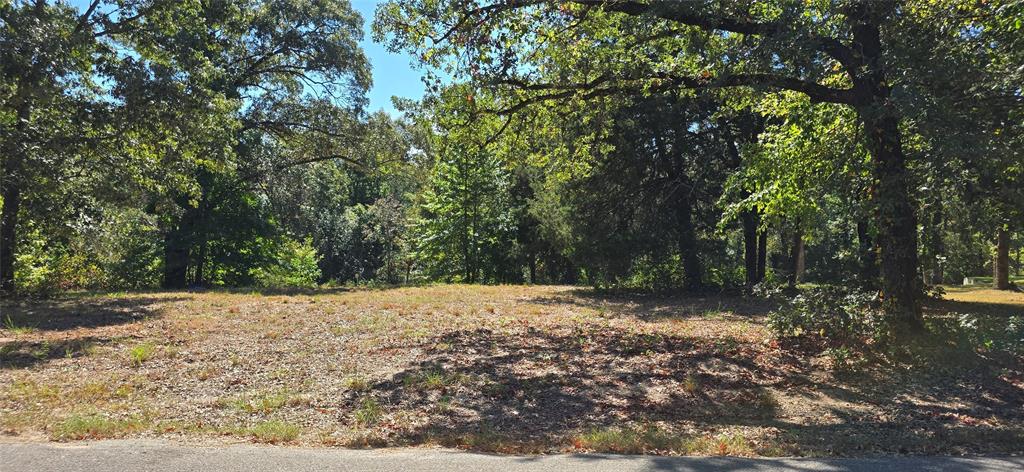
[[485, 71, 855, 115]]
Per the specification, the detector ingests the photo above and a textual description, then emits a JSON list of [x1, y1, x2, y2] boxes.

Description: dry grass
[[942, 286, 1024, 307], [0, 284, 1022, 456]]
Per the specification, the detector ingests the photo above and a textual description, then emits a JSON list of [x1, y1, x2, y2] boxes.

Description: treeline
[[2, 1, 1023, 333]]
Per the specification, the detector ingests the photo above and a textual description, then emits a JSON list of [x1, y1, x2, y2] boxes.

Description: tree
[[376, 0, 1024, 330], [108, 0, 371, 288], [561, 93, 735, 290], [1, 1, 111, 291]]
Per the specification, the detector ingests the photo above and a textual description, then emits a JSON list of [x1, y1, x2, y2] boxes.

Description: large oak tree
[[375, 0, 1021, 330]]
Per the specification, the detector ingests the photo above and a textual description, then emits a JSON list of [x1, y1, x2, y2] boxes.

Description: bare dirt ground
[[1, 285, 1022, 456]]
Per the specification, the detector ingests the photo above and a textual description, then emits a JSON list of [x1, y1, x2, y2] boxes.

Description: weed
[[681, 374, 701, 394], [686, 433, 754, 456], [4, 315, 37, 335], [824, 346, 859, 372], [8, 379, 60, 403], [114, 383, 136, 398], [343, 376, 370, 392], [354, 397, 382, 426], [128, 343, 156, 366], [403, 370, 463, 391], [31, 341, 51, 360], [77, 382, 111, 402], [222, 391, 290, 414]]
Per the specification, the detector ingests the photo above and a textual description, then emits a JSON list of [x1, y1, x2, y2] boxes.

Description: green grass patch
[[246, 420, 301, 443], [128, 343, 156, 366], [52, 414, 144, 440], [353, 397, 383, 426], [575, 426, 686, 454]]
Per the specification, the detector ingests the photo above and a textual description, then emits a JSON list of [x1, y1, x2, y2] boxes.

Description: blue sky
[[350, 0, 426, 115], [69, 0, 427, 116]]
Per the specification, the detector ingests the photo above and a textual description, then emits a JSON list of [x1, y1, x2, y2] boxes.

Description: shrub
[[252, 237, 321, 288], [14, 229, 103, 295], [930, 314, 1024, 355], [766, 285, 887, 349], [99, 211, 162, 290]]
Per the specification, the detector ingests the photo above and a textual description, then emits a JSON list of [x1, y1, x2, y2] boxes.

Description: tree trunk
[[860, 110, 922, 328], [995, 226, 1010, 290], [677, 197, 702, 291], [756, 229, 767, 283], [741, 210, 759, 290], [788, 226, 804, 289], [162, 230, 189, 289], [856, 220, 878, 288], [1, 101, 31, 294], [849, 2, 922, 331], [528, 255, 537, 284], [194, 239, 207, 287], [925, 208, 945, 285], [0, 180, 20, 293]]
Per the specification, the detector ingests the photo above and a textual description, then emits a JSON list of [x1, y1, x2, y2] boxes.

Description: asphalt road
[[2, 440, 1022, 472]]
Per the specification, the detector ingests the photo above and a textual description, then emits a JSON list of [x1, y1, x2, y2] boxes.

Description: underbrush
[[765, 284, 1024, 370], [764, 285, 886, 349], [927, 313, 1024, 355]]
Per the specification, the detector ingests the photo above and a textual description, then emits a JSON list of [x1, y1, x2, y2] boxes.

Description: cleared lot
[[1, 285, 1022, 456]]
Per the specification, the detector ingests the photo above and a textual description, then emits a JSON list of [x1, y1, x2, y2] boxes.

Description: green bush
[[929, 314, 1024, 354], [252, 237, 322, 288], [99, 210, 162, 290], [625, 255, 685, 293], [766, 285, 888, 348], [14, 229, 103, 295]]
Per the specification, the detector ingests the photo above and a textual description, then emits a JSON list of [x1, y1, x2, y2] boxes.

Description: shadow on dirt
[[526, 289, 778, 321], [359, 320, 1023, 455], [0, 296, 184, 332]]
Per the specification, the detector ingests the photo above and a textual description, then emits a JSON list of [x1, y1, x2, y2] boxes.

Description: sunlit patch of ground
[[943, 286, 1024, 308], [1, 285, 1022, 456]]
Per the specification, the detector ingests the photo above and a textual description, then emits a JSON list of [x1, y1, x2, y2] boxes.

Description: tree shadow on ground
[[204, 286, 358, 296], [925, 298, 1024, 317], [0, 296, 184, 332], [0, 335, 113, 370], [357, 322, 1023, 455], [363, 326, 796, 446], [527, 289, 778, 321]]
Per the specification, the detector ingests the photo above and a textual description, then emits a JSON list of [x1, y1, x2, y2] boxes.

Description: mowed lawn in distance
[[1, 285, 1022, 456]]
